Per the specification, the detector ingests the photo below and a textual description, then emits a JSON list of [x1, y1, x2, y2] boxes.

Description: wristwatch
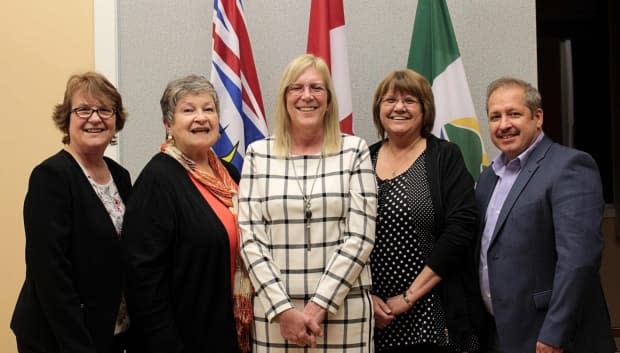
[[402, 291, 413, 305]]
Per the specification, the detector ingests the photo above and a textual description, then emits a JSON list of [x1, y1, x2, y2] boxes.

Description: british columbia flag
[[211, 0, 268, 171]]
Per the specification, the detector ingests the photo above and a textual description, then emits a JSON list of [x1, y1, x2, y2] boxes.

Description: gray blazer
[[475, 135, 615, 353]]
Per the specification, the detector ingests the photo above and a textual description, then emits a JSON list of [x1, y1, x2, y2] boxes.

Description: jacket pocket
[[532, 290, 552, 311]]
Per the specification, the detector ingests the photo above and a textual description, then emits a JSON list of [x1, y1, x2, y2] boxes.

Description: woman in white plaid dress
[[238, 54, 377, 353]]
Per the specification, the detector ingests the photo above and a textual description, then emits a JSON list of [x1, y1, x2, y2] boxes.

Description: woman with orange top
[[122, 75, 246, 353]]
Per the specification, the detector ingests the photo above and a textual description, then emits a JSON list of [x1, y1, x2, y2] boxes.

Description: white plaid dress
[[239, 135, 377, 353]]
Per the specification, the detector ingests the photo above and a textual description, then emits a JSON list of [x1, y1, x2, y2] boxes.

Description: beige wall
[[0, 1, 93, 351]]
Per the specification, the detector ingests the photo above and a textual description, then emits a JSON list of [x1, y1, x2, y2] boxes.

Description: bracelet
[[402, 291, 413, 305]]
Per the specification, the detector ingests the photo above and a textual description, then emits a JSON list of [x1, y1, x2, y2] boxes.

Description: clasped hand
[[372, 294, 413, 329], [278, 301, 326, 347]]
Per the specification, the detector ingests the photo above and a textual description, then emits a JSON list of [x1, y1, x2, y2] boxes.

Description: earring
[[166, 132, 174, 144]]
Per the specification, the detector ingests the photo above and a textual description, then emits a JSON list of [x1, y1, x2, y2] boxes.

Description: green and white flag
[[408, 0, 489, 178]]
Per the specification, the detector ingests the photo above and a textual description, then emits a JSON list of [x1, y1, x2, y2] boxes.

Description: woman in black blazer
[[11, 72, 131, 353]]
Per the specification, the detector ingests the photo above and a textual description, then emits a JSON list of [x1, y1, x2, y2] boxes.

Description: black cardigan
[[12, 150, 131, 353], [369, 135, 484, 346], [122, 153, 241, 353]]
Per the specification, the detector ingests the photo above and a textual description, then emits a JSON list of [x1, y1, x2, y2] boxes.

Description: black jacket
[[12, 150, 131, 353], [122, 153, 241, 353]]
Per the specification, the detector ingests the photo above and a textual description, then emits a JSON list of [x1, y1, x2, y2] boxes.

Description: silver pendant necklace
[[289, 154, 323, 251]]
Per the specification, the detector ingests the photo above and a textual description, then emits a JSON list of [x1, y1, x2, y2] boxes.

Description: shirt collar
[[492, 132, 544, 173]]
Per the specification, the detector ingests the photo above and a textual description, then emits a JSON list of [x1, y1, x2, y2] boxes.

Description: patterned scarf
[[161, 141, 238, 206], [161, 141, 253, 352]]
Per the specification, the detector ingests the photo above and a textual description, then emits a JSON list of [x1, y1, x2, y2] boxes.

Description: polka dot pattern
[[371, 151, 451, 352]]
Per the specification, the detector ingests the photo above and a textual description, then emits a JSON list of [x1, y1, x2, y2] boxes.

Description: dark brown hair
[[372, 69, 435, 139]]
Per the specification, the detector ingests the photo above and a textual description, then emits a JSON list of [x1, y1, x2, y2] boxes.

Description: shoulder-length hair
[[273, 54, 341, 156], [372, 69, 435, 139]]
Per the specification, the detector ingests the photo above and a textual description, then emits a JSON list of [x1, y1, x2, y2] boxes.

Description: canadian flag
[[307, 0, 354, 135]]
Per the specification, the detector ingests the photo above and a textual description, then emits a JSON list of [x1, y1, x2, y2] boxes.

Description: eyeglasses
[[71, 107, 116, 119], [381, 97, 420, 108], [287, 83, 326, 97]]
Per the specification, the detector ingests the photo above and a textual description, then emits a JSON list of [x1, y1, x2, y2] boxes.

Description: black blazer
[[11, 150, 131, 353]]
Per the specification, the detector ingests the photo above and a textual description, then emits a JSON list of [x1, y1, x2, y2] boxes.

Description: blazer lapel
[[478, 171, 498, 217], [489, 136, 553, 247], [64, 151, 122, 237], [474, 170, 499, 261]]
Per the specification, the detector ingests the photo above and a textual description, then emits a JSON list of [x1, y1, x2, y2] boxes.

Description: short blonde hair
[[273, 54, 341, 156]]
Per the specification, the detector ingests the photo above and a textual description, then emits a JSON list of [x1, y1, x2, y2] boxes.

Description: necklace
[[289, 153, 323, 250], [387, 136, 423, 178]]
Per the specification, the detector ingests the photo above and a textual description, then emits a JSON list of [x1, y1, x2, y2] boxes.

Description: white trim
[[94, 0, 120, 162]]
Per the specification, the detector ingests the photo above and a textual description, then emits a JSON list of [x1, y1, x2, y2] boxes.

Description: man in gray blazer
[[476, 77, 616, 353]]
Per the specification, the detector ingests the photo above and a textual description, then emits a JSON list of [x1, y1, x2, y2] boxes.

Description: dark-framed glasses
[[71, 107, 116, 119]]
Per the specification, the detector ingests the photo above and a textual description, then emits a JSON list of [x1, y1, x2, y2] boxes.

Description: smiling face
[[379, 89, 424, 140], [286, 67, 328, 134], [487, 85, 543, 161], [68, 90, 117, 155], [166, 93, 219, 161]]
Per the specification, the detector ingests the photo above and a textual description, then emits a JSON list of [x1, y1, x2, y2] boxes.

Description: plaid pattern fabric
[[239, 135, 377, 352]]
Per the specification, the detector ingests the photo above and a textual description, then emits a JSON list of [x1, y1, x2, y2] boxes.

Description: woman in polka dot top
[[368, 69, 485, 353]]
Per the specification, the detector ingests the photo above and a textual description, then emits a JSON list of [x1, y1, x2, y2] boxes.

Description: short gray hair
[[160, 74, 219, 123], [486, 76, 542, 116]]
